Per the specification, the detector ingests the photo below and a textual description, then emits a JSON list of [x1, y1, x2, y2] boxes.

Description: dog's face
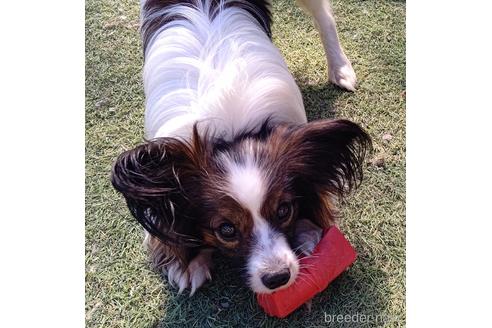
[[112, 119, 370, 293]]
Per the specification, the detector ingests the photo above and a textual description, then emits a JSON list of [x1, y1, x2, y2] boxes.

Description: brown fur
[[111, 119, 371, 274]]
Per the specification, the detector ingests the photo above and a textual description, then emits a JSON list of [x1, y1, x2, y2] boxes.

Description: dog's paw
[[329, 61, 357, 91], [163, 250, 213, 295], [187, 250, 213, 296], [295, 230, 322, 256], [293, 219, 323, 256], [166, 261, 190, 294]]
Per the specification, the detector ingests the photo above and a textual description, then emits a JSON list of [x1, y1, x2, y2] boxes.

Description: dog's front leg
[[145, 233, 214, 295], [186, 248, 214, 295], [162, 249, 214, 296]]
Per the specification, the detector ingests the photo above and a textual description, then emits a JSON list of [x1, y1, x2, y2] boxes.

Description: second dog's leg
[[296, 0, 357, 91]]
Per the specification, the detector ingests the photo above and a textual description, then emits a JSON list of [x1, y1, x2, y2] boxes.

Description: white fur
[[293, 218, 323, 256], [247, 221, 299, 293], [166, 260, 190, 293], [165, 249, 214, 295], [224, 155, 299, 293], [142, 0, 306, 140], [225, 155, 266, 215], [297, 0, 357, 90], [187, 249, 213, 295]]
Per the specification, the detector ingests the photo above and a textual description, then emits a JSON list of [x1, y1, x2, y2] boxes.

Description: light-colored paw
[[166, 261, 190, 294], [329, 62, 357, 91], [187, 250, 213, 296], [163, 250, 213, 296], [293, 219, 323, 256], [295, 231, 322, 256]]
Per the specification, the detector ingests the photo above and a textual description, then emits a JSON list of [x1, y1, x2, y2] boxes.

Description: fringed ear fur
[[111, 126, 209, 248], [269, 119, 372, 226]]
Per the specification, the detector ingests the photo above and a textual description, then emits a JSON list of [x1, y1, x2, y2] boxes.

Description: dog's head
[[111, 119, 371, 293]]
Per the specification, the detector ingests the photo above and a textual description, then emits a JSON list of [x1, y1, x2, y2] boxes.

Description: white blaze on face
[[227, 157, 265, 215], [225, 156, 299, 293]]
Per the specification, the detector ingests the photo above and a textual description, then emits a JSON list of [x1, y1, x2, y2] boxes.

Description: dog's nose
[[261, 268, 291, 290]]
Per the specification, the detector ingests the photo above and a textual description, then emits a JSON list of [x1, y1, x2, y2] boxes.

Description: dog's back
[[141, 0, 306, 140]]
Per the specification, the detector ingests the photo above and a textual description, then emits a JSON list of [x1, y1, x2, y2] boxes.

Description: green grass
[[85, 0, 405, 327]]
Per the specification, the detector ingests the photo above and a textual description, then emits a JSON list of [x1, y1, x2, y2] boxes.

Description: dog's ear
[[270, 119, 372, 225], [111, 128, 208, 247], [288, 119, 371, 196]]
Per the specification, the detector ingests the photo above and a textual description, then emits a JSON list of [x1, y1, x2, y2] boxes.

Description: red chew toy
[[256, 226, 356, 318]]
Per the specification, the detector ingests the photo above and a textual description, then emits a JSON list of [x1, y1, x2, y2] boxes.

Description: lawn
[[85, 0, 406, 327]]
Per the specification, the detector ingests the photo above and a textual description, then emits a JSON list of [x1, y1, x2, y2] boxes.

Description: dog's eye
[[277, 202, 292, 222], [218, 222, 237, 240]]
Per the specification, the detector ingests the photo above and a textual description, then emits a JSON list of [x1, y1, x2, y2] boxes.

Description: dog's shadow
[[153, 251, 391, 328], [151, 85, 392, 327], [298, 81, 342, 121]]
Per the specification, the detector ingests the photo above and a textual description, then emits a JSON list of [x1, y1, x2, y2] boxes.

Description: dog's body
[[112, 0, 370, 295], [142, 0, 306, 141]]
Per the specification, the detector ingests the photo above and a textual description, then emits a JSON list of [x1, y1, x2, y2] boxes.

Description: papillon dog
[[111, 0, 371, 295]]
